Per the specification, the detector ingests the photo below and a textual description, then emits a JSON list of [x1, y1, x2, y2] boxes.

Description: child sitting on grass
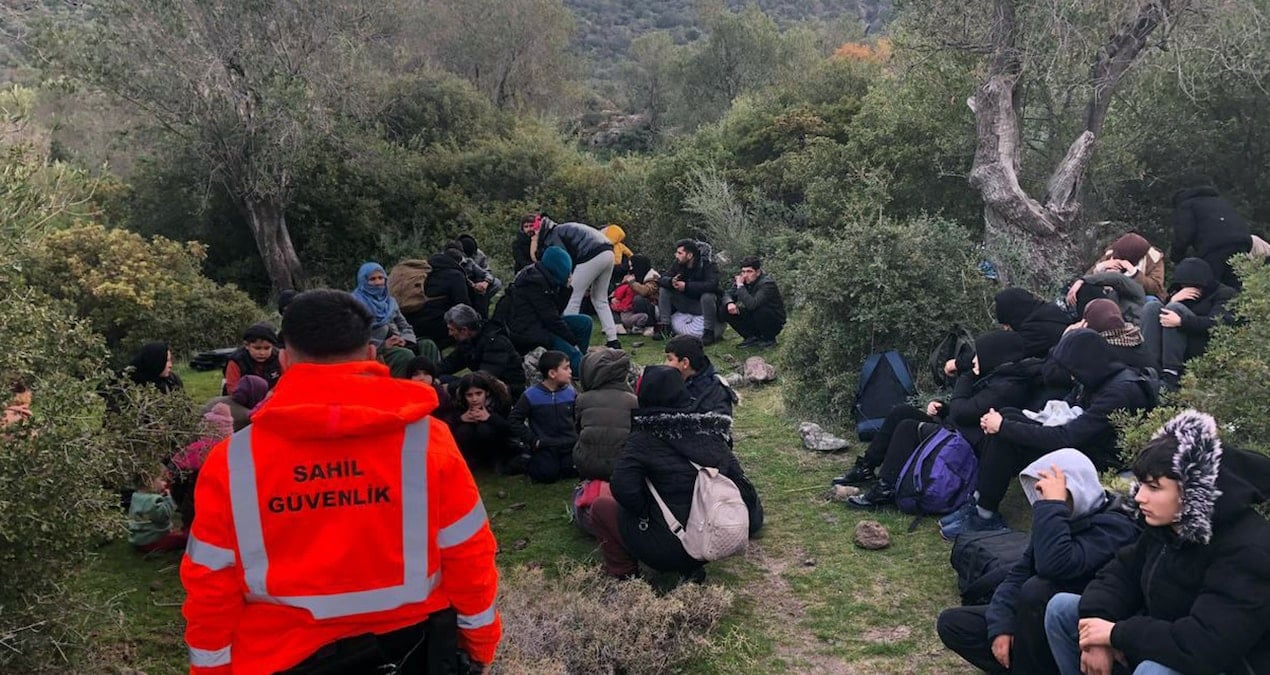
[[127, 471, 187, 554], [509, 350, 578, 483]]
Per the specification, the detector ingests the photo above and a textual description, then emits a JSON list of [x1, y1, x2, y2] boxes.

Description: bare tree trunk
[[967, 0, 1182, 289], [243, 197, 304, 292]]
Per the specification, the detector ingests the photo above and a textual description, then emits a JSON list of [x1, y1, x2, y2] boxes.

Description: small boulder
[[827, 484, 860, 501], [743, 356, 777, 383], [799, 422, 850, 452], [853, 520, 891, 550]]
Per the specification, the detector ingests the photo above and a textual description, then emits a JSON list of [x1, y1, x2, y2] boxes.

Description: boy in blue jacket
[[509, 350, 578, 483], [938, 449, 1139, 674]]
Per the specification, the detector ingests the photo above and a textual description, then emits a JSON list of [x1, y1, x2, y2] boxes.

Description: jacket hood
[[993, 288, 1046, 329], [636, 365, 693, 411], [1137, 410, 1268, 545], [630, 410, 732, 441], [581, 348, 633, 392], [1169, 257, 1218, 294], [602, 224, 626, 245], [1020, 448, 1107, 518], [129, 341, 170, 384], [1172, 186, 1220, 206], [1107, 233, 1151, 264], [427, 252, 462, 272], [251, 361, 436, 440], [1052, 329, 1124, 389], [974, 330, 1026, 376], [457, 233, 479, 257]]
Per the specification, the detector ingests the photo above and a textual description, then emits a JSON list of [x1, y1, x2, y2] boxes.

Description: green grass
[[68, 332, 1006, 673]]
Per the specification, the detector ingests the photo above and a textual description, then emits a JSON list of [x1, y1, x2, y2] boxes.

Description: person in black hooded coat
[[846, 330, 1036, 508], [1170, 186, 1252, 289], [1141, 257, 1237, 390], [994, 288, 1072, 359], [403, 250, 471, 349], [589, 366, 763, 580], [943, 329, 1157, 538], [129, 342, 183, 394], [1044, 410, 1270, 675]]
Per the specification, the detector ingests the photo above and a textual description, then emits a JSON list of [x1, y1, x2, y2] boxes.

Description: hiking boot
[[1161, 369, 1181, 393], [831, 457, 877, 486], [652, 325, 670, 341], [738, 336, 762, 348], [605, 339, 623, 349], [938, 500, 976, 527], [846, 480, 895, 509], [940, 510, 1007, 541]]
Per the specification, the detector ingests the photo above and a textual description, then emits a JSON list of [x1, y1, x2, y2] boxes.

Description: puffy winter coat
[[539, 219, 612, 266], [1079, 411, 1270, 675], [611, 409, 762, 573], [410, 253, 471, 329], [496, 265, 577, 353], [1170, 187, 1252, 262], [573, 349, 638, 480], [659, 258, 721, 301]]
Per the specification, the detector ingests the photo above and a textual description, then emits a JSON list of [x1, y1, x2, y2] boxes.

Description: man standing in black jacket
[[721, 256, 786, 349], [656, 239, 723, 345], [1170, 186, 1252, 289]]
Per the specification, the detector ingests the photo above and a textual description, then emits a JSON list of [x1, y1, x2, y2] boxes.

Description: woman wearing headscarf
[[589, 365, 763, 581], [350, 262, 418, 352], [993, 288, 1073, 359], [129, 342, 183, 394]]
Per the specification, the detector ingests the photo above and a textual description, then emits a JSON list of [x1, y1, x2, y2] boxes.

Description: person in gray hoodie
[[573, 348, 639, 481], [937, 449, 1139, 674]]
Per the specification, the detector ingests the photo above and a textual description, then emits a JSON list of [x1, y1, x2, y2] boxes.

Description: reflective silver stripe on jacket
[[437, 500, 488, 548], [227, 420, 434, 619], [185, 534, 236, 571], [457, 601, 498, 629], [189, 644, 231, 667]]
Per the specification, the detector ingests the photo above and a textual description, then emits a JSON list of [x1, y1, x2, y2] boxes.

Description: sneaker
[[605, 339, 623, 349], [641, 327, 656, 337], [846, 480, 895, 509], [831, 457, 877, 486], [938, 500, 976, 527], [940, 510, 1007, 541], [753, 338, 777, 349], [615, 325, 628, 335], [737, 336, 761, 348]]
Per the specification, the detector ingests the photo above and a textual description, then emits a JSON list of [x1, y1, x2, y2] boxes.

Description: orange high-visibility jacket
[[180, 361, 501, 674]]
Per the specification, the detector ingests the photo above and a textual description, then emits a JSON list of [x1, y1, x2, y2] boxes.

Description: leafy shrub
[[781, 215, 996, 428], [1117, 257, 1270, 460], [496, 562, 734, 674], [22, 223, 263, 361]]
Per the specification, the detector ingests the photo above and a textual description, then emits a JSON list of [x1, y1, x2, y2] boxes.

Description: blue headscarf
[[352, 262, 398, 328]]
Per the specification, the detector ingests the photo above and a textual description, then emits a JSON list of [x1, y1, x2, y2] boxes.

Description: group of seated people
[[830, 191, 1269, 675]]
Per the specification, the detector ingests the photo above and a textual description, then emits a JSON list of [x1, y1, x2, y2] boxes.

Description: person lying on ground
[[438, 303, 526, 397], [523, 213, 621, 349], [937, 449, 1139, 675], [223, 322, 282, 396], [1044, 410, 1270, 675], [446, 372, 517, 474], [721, 255, 787, 349], [941, 329, 1157, 539], [656, 239, 724, 345], [590, 365, 762, 582], [1140, 257, 1237, 392], [1066, 232, 1165, 315], [508, 350, 578, 484], [844, 331, 1034, 508], [663, 335, 736, 418], [994, 288, 1072, 359], [493, 246, 592, 374], [1170, 185, 1252, 290]]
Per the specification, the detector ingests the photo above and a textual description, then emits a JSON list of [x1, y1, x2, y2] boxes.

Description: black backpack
[[853, 351, 916, 441], [930, 323, 976, 388], [950, 528, 1030, 605]]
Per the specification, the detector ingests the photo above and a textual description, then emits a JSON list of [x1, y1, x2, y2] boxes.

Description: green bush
[[22, 223, 264, 362], [1117, 257, 1270, 460], [780, 215, 996, 428]]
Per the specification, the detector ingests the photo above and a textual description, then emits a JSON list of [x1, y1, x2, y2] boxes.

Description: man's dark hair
[[665, 335, 708, 372], [674, 238, 700, 261], [404, 356, 439, 380], [538, 350, 569, 378], [281, 290, 372, 360], [520, 213, 539, 226], [1132, 435, 1181, 482], [739, 256, 761, 270]]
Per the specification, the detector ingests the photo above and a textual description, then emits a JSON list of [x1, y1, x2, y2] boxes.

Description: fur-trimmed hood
[[1134, 409, 1269, 545], [630, 410, 732, 440]]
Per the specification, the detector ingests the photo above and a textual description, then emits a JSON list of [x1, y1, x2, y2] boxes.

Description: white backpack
[[646, 462, 750, 561]]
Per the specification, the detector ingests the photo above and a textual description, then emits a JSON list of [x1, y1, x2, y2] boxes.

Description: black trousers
[[878, 419, 941, 483], [936, 576, 1062, 675], [279, 610, 462, 675], [861, 405, 931, 470], [975, 432, 1050, 513], [724, 306, 786, 341]]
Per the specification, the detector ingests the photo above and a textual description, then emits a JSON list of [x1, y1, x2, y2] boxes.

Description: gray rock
[[799, 422, 850, 452], [743, 356, 777, 383], [853, 520, 891, 550]]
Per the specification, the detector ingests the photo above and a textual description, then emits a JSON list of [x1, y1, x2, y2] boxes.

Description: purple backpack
[[895, 428, 978, 515]]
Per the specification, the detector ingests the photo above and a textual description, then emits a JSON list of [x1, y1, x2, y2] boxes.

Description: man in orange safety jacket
[[181, 289, 501, 674]]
